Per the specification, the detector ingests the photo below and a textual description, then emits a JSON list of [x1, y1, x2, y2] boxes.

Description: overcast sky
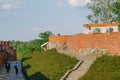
[[0, 0, 91, 41]]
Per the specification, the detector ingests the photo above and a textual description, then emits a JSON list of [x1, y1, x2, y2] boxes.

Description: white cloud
[[0, 0, 25, 10], [1, 4, 17, 10], [55, 0, 91, 8], [68, 0, 91, 7]]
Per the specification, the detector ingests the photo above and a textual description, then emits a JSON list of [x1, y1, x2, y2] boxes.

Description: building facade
[[84, 23, 119, 34]]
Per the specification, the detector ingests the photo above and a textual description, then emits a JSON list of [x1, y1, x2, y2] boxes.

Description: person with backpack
[[14, 62, 19, 74], [5, 61, 11, 74]]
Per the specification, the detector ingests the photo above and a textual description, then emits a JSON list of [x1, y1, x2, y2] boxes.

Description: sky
[[0, 0, 91, 41]]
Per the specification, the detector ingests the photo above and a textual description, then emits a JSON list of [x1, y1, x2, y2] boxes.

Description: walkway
[[66, 54, 98, 80], [61, 50, 102, 80], [0, 61, 26, 80]]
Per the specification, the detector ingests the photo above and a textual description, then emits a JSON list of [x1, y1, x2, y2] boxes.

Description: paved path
[[62, 50, 102, 80], [66, 55, 97, 80], [0, 61, 26, 80]]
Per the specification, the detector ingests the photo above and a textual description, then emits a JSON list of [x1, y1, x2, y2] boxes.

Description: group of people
[[5, 61, 19, 74]]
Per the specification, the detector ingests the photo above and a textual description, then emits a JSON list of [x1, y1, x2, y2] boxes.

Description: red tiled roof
[[84, 23, 119, 27]]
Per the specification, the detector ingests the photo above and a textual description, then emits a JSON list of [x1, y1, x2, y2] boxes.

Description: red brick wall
[[0, 41, 16, 67], [0, 52, 7, 67], [49, 32, 120, 55], [0, 53, 3, 67]]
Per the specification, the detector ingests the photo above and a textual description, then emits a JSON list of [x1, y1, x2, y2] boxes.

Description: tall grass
[[22, 49, 78, 80], [79, 55, 120, 80]]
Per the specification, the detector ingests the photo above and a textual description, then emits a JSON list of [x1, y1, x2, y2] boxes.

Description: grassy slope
[[22, 49, 79, 80], [79, 55, 120, 80]]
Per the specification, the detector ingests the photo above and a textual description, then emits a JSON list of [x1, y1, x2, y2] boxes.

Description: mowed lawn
[[22, 49, 79, 80], [79, 55, 120, 80]]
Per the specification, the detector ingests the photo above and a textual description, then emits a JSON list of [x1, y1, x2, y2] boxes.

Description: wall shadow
[[22, 57, 32, 62], [23, 64, 31, 70], [21, 64, 31, 80], [29, 72, 49, 80], [21, 57, 49, 80], [21, 57, 32, 80]]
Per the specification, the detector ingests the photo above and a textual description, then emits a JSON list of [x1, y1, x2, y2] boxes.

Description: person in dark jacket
[[14, 62, 19, 74], [5, 62, 11, 74]]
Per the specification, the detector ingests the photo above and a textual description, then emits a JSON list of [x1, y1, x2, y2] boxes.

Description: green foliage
[[79, 55, 120, 80], [22, 49, 79, 80], [112, 0, 120, 15], [118, 24, 120, 32], [112, 0, 120, 32], [9, 39, 43, 60], [9, 31, 53, 60], [38, 31, 53, 42], [87, 0, 117, 23]]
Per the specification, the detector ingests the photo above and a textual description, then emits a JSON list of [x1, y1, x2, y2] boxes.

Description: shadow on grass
[[21, 57, 49, 80], [29, 72, 49, 80], [23, 64, 31, 70], [21, 64, 31, 80], [22, 57, 32, 62], [21, 57, 32, 80]]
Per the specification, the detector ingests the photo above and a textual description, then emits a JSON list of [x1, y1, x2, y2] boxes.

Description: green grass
[[79, 55, 120, 80], [22, 49, 79, 80]]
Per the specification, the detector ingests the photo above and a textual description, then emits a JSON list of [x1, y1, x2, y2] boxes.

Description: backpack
[[14, 65, 17, 69]]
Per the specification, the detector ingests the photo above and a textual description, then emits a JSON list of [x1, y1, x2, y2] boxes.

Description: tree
[[38, 31, 53, 42], [112, 0, 120, 31], [87, 0, 117, 23]]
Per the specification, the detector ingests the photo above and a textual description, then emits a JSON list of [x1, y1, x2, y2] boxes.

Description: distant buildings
[[84, 23, 119, 34]]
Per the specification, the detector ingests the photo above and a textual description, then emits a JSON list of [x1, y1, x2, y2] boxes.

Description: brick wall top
[[0, 41, 9, 45], [49, 35, 69, 43]]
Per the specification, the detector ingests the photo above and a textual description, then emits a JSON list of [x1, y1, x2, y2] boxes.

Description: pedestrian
[[14, 62, 19, 74], [5, 61, 11, 74]]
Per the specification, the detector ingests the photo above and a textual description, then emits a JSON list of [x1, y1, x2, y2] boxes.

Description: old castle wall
[[49, 32, 120, 55], [0, 41, 16, 67]]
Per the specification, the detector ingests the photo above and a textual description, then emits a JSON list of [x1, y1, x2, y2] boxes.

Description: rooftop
[[84, 23, 119, 27]]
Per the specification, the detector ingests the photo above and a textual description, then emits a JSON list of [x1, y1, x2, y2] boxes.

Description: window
[[106, 27, 114, 33], [93, 28, 101, 33]]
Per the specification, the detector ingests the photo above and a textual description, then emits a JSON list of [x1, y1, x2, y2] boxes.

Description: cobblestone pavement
[[0, 61, 26, 80]]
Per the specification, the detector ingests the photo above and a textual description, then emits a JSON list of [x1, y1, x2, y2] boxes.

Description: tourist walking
[[14, 62, 19, 74], [5, 61, 11, 74]]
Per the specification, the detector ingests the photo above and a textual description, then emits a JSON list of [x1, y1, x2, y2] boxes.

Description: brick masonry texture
[[49, 32, 120, 55], [0, 41, 16, 67]]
